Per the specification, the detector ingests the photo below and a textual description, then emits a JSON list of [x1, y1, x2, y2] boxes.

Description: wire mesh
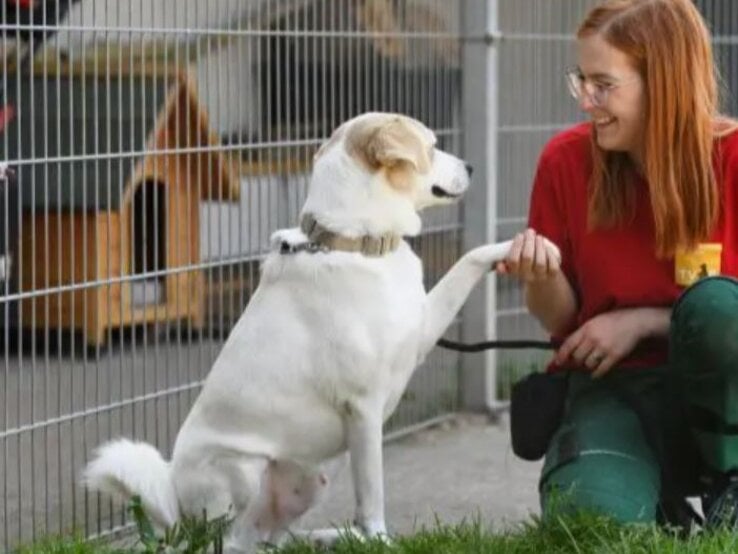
[[2, 0, 736, 548], [0, 0, 464, 548]]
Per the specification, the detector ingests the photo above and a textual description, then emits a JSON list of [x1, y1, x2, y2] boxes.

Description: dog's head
[[302, 112, 472, 237]]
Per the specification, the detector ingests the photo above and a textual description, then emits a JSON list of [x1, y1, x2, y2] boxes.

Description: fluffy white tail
[[84, 439, 179, 528]]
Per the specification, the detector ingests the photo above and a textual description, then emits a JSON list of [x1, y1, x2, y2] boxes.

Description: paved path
[[301, 413, 543, 535]]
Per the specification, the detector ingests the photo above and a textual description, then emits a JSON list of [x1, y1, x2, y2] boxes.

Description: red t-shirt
[[528, 122, 738, 368]]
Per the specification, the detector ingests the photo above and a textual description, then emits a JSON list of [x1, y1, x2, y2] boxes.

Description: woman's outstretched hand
[[494, 228, 561, 283]]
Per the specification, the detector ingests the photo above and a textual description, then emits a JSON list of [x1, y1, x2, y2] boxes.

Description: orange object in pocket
[[675, 243, 722, 286]]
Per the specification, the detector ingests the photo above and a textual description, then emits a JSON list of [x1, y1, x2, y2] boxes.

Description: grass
[[277, 515, 738, 554], [16, 536, 114, 554], [16, 505, 738, 554]]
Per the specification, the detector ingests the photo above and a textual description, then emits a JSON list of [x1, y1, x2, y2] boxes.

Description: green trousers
[[539, 276, 738, 523]]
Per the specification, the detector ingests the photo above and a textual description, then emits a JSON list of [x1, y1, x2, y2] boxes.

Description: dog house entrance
[[131, 180, 166, 306]]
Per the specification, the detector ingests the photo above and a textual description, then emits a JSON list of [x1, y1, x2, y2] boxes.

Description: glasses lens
[[565, 71, 605, 107]]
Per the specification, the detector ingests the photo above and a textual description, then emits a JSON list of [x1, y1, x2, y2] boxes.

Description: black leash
[[436, 338, 558, 352]]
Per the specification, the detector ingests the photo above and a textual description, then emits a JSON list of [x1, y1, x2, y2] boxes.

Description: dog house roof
[[1, 62, 238, 210]]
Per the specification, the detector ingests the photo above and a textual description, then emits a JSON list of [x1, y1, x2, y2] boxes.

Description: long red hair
[[579, 0, 738, 257]]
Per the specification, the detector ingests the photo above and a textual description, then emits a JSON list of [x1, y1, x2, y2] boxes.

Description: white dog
[[85, 112, 557, 552]]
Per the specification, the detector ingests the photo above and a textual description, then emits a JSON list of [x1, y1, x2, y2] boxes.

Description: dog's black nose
[[464, 163, 474, 177]]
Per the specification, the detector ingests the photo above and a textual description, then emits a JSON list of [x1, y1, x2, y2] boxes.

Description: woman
[[499, 0, 738, 527]]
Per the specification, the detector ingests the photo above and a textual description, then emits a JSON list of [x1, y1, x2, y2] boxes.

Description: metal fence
[[0, 0, 465, 548], [1, 0, 737, 549]]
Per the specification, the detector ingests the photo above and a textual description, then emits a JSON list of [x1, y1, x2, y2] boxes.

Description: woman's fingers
[[554, 328, 582, 365], [569, 340, 596, 366], [505, 232, 525, 274], [519, 229, 536, 279], [545, 240, 560, 275], [583, 348, 606, 369], [502, 229, 560, 282], [533, 235, 547, 279], [591, 355, 616, 379]]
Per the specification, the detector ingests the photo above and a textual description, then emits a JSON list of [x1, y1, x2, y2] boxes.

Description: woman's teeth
[[594, 116, 615, 126]]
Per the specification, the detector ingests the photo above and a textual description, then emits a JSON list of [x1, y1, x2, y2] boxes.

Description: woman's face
[[576, 34, 647, 162]]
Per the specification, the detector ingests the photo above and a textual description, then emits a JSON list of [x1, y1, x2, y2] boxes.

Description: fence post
[[460, 0, 500, 412]]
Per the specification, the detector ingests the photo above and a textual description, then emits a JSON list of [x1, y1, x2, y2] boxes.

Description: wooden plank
[[18, 212, 100, 337], [92, 213, 123, 345]]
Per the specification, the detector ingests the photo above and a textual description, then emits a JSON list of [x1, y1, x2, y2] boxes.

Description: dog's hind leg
[[198, 457, 269, 554], [252, 459, 329, 544], [221, 457, 333, 551], [224, 511, 263, 554]]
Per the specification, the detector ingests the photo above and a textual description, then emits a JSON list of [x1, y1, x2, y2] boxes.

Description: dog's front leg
[[417, 241, 513, 359], [345, 402, 388, 539]]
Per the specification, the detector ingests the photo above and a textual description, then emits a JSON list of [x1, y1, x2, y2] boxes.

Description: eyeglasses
[[564, 68, 639, 108]]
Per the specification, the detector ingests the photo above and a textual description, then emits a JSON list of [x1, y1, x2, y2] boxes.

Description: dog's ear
[[347, 116, 432, 174]]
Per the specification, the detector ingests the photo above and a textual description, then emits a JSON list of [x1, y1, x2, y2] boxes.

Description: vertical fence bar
[[460, 0, 499, 411], [2, 0, 8, 546]]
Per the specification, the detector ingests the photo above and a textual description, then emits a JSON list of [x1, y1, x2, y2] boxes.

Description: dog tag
[[674, 243, 722, 286]]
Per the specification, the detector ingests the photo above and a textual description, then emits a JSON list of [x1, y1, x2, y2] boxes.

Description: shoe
[[656, 496, 702, 535], [703, 471, 738, 529]]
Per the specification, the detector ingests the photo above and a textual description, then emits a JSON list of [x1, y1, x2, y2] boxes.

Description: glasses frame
[[565, 67, 640, 108]]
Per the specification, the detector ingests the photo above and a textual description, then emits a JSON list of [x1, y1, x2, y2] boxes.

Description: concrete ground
[[301, 413, 543, 535]]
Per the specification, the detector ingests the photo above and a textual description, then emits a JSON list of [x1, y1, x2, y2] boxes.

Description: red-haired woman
[[499, 0, 738, 528]]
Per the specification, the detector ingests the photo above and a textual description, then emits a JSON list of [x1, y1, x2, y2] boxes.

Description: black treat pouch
[[510, 371, 569, 461]]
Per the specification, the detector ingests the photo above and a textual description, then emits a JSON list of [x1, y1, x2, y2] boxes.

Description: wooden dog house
[[2, 61, 238, 346]]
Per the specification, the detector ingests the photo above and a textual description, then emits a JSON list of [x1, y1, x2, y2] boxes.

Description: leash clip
[[279, 240, 328, 255]]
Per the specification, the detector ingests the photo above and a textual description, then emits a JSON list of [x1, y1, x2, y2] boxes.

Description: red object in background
[[0, 105, 15, 132], [8, 0, 36, 9]]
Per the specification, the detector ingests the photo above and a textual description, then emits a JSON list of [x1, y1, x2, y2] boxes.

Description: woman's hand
[[495, 228, 561, 283], [553, 307, 671, 378], [495, 228, 575, 336]]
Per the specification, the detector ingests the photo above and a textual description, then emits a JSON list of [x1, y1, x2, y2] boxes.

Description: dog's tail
[[84, 439, 179, 528]]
